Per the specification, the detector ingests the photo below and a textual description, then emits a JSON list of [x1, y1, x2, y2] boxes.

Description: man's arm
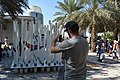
[[50, 35, 72, 53], [50, 35, 60, 53]]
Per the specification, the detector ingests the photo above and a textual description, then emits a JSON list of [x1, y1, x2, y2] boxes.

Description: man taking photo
[[50, 21, 89, 80]]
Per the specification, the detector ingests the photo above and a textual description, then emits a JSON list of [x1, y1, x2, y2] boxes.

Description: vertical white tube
[[24, 20, 28, 66], [20, 19, 24, 67], [38, 21, 44, 66], [32, 21, 37, 66], [27, 21, 33, 66], [15, 20, 19, 67], [13, 21, 16, 67]]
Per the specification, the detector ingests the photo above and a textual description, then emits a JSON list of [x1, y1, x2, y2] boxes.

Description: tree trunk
[[118, 33, 120, 41], [91, 15, 97, 52], [113, 29, 118, 41], [0, 16, 3, 22]]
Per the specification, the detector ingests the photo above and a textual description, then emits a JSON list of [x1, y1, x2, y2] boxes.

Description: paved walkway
[[0, 52, 120, 80], [87, 52, 120, 80]]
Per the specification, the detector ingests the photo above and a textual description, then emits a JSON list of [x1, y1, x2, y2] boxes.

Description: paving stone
[[0, 52, 120, 80]]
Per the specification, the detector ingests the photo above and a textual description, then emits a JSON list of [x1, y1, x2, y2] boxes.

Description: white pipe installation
[[11, 17, 63, 72]]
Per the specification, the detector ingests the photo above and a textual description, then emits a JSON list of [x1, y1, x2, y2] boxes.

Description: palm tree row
[[53, 0, 120, 52]]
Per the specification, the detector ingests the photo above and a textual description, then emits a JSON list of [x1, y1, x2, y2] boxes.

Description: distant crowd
[[96, 38, 120, 62]]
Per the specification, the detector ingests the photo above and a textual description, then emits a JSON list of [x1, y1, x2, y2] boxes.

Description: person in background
[[4, 37, 10, 57], [107, 41, 113, 57], [116, 41, 120, 59], [4, 37, 9, 46], [104, 38, 108, 52], [50, 21, 89, 80], [98, 45, 105, 62], [0, 42, 3, 61], [96, 40, 102, 56], [112, 40, 118, 59]]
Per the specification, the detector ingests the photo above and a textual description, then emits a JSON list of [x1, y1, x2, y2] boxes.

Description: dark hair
[[118, 41, 120, 45], [65, 21, 79, 32], [5, 37, 8, 39]]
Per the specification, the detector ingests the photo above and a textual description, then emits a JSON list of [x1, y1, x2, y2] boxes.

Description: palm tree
[[53, 0, 84, 27], [78, 0, 107, 52], [54, 0, 118, 52], [84, 0, 120, 51], [103, 0, 120, 40], [0, 0, 29, 19], [53, 0, 99, 52]]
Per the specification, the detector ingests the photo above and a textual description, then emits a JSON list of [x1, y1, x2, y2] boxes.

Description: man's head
[[65, 21, 79, 33]]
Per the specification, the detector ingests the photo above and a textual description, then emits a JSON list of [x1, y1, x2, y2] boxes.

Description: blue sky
[[24, 0, 63, 25]]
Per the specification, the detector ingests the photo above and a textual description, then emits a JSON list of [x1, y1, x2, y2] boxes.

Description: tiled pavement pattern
[[0, 52, 120, 80], [87, 52, 120, 80], [0, 56, 63, 80]]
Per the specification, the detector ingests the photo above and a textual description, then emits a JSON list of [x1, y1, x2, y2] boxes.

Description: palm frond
[[53, 12, 65, 16], [57, 1, 69, 13], [0, 0, 29, 18]]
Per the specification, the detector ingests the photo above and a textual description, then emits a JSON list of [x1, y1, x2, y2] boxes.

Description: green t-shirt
[[57, 36, 89, 80]]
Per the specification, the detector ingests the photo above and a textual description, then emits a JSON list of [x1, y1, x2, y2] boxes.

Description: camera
[[57, 35, 63, 42]]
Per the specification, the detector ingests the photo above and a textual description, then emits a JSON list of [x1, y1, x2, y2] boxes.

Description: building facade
[[28, 6, 43, 25]]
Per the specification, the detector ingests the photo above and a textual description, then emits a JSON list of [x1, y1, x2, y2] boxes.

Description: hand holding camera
[[52, 35, 64, 42]]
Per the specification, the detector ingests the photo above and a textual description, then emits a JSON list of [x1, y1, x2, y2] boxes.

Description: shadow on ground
[[86, 54, 120, 79]]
